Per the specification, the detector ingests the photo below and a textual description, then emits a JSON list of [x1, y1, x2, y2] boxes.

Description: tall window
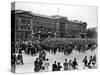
[[59, 22, 65, 32], [59, 22, 65, 38]]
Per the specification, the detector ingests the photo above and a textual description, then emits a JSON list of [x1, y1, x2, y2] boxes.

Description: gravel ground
[[16, 48, 97, 73]]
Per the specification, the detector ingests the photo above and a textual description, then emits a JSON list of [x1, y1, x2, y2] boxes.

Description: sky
[[14, 2, 98, 28]]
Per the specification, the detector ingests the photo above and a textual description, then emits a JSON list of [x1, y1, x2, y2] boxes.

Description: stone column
[[54, 32, 56, 38], [48, 32, 51, 39], [31, 19, 34, 41], [38, 31, 41, 40]]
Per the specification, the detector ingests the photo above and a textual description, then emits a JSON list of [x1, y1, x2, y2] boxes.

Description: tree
[[86, 27, 97, 38]]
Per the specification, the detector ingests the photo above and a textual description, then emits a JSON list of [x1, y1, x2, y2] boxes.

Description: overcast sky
[[14, 2, 98, 28]]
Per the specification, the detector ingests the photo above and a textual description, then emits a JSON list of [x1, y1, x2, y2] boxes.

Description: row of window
[[20, 18, 31, 25], [16, 24, 31, 31], [16, 32, 31, 41], [32, 20, 54, 28], [32, 16, 55, 23], [68, 24, 81, 29], [33, 26, 56, 33]]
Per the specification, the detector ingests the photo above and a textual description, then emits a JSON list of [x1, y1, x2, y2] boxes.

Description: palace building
[[11, 10, 87, 42]]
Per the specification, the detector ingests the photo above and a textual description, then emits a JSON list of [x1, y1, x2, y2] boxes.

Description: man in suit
[[52, 61, 58, 71]]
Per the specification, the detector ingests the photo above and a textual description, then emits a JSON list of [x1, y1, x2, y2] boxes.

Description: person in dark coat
[[42, 51, 46, 61], [83, 56, 88, 69], [54, 46, 57, 55], [52, 61, 58, 71], [31, 46, 36, 56], [27, 44, 31, 55], [72, 58, 78, 69], [92, 54, 96, 64], [17, 52, 24, 65], [92, 54, 97, 68], [34, 58, 40, 72], [57, 62, 62, 71], [39, 59, 43, 70], [88, 56, 93, 69]]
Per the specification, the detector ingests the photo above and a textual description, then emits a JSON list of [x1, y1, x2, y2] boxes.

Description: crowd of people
[[14, 38, 97, 56], [11, 38, 97, 72], [33, 52, 97, 72], [44, 38, 97, 54]]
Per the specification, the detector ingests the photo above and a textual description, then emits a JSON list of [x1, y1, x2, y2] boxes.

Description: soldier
[[54, 46, 57, 55], [42, 50, 46, 61], [64, 45, 67, 55], [27, 44, 31, 55]]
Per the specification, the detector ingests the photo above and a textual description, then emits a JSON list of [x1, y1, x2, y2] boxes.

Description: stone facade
[[12, 10, 87, 42]]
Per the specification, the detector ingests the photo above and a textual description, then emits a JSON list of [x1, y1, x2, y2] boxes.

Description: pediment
[[58, 17, 68, 22]]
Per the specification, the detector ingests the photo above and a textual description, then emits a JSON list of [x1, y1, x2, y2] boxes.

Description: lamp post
[[48, 32, 51, 39], [38, 26, 42, 40], [54, 32, 56, 38], [31, 31, 34, 42], [84, 33, 87, 38], [37, 26, 43, 45], [38, 30, 41, 40]]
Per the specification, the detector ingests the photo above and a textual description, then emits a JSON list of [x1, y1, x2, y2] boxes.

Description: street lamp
[[31, 31, 34, 40], [38, 26, 42, 40], [38, 30, 41, 34], [54, 32, 56, 38], [38, 30, 41, 40], [48, 32, 51, 39]]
